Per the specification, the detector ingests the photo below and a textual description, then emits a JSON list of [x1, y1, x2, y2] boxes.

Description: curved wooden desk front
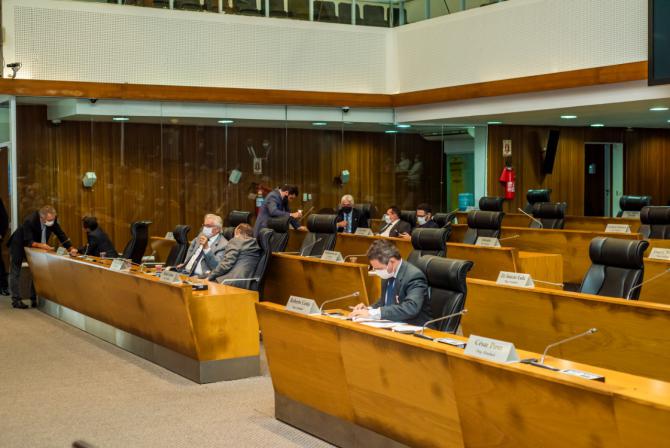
[[455, 211, 642, 232], [25, 248, 260, 383]]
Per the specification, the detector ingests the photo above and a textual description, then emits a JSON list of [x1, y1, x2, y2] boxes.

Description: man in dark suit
[[80, 216, 118, 258], [335, 194, 361, 233], [377, 205, 412, 238], [207, 223, 262, 285], [253, 184, 302, 236], [350, 239, 430, 325], [0, 198, 9, 295], [9, 205, 77, 309], [416, 203, 438, 229]]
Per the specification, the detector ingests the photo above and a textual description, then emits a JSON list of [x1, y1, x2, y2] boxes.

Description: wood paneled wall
[[623, 128, 670, 206], [17, 105, 442, 249]]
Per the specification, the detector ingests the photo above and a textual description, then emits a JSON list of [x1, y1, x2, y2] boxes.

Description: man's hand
[[336, 220, 347, 228], [297, 226, 307, 231], [69, 248, 78, 256], [33, 243, 53, 251], [290, 211, 303, 219], [399, 232, 411, 240], [352, 302, 367, 311], [197, 235, 209, 248], [349, 308, 370, 319]]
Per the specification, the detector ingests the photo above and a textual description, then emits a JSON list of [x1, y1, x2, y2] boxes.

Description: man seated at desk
[[350, 240, 430, 325], [399, 203, 438, 240], [178, 213, 227, 277], [206, 224, 262, 284], [79, 216, 118, 258], [377, 205, 411, 238], [335, 194, 361, 234]]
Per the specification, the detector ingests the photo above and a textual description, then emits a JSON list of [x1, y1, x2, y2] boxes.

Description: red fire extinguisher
[[499, 166, 516, 200]]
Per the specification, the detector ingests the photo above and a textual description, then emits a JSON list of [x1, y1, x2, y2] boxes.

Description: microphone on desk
[[343, 254, 368, 262], [625, 268, 670, 299], [498, 234, 520, 242], [83, 244, 89, 256], [518, 208, 543, 229], [533, 279, 565, 288], [299, 238, 324, 257], [414, 309, 468, 340], [319, 291, 361, 314], [533, 328, 598, 366]]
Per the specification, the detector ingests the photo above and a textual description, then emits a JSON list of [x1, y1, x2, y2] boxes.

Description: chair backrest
[[433, 212, 456, 229], [288, 0, 309, 18], [249, 228, 274, 293], [165, 225, 191, 267], [299, 214, 338, 256], [413, 255, 474, 332], [407, 228, 450, 265], [479, 196, 504, 212], [531, 202, 567, 229], [338, 2, 361, 23], [579, 237, 650, 300], [223, 210, 251, 240], [121, 220, 151, 264], [314, 0, 338, 21], [269, 0, 287, 15], [267, 216, 290, 252], [462, 211, 504, 244], [361, 4, 387, 26], [353, 203, 373, 228], [640, 206, 670, 239], [524, 189, 552, 212], [400, 210, 417, 229], [617, 195, 652, 217]]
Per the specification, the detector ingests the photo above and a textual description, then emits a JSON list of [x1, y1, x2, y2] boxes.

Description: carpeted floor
[[0, 296, 332, 448]]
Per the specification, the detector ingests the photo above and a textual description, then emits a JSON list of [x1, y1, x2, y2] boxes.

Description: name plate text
[[649, 248, 670, 261], [354, 227, 374, 236], [286, 296, 320, 315], [620, 211, 640, 219], [109, 259, 131, 272], [464, 334, 520, 364], [321, 250, 344, 262], [56, 247, 68, 256], [605, 224, 631, 234], [496, 271, 534, 288], [475, 237, 501, 247], [159, 270, 182, 284]]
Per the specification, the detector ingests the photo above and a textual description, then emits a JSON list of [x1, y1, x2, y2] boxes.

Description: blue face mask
[[202, 227, 214, 238], [383, 214, 391, 224]]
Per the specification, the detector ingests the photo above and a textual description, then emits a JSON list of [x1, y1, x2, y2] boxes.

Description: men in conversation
[[178, 213, 228, 277], [377, 205, 411, 238], [335, 194, 361, 234], [79, 216, 118, 258], [349, 239, 430, 325], [254, 184, 303, 236], [207, 223, 262, 284]]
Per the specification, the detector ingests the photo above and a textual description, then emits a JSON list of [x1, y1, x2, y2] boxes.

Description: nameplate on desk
[[475, 237, 501, 247], [165, 232, 175, 240], [496, 271, 534, 288], [621, 211, 640, 219], [649, 248, 670, 261], [159, 270, 182, 284], [321, 250, 344, 262], [354, 228, 374, 236], [605, 224, 631, 234], [56, 247, 68, 256], [286, 296, 320, 315], [109, 259, 131, 272], [464, 334, 520, 364]]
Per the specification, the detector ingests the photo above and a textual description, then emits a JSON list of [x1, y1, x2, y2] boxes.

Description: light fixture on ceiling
[[649, 107, 669, 111], [312, 122, 327, 126], [396, 124, 411, 128], [385, 130, 398, 134], [590, 123, 605, 127], [487, 121, 503, 125], [112, 117, 129, 122], [560, 115, 577, 119], [218, 119, 234, 124]]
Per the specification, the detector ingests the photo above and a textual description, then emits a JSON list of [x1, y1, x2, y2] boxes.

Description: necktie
[[385, 278, 396, 306], [185, 245, 204, 274], [346, 213, 352, 233], [41, 225, 47, 244]]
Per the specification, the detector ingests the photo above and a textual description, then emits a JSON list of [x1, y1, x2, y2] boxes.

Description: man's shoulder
[[401, 261, 426, 282]]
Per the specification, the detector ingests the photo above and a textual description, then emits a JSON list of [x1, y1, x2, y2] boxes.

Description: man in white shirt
[[178, 214, 228, 277], [377, 206, 412, 238]]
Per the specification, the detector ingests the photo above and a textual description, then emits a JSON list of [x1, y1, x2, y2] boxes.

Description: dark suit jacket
[[417, 220, 439, 229], [81, 227, 118, 258], [335, 208, 362, 233], [208, 237, 262, 283], [0, 198, 8, 240], [372, 261, 431, 325], [253, 190, 300, 236], [9, 211, 72, 258], [378, 219, 412, 238]]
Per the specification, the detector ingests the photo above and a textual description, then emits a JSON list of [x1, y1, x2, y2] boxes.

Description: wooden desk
[[262, 253, 379, 307], [258, 302, 670, 448], [455, 211, 642, 232], [334, 232, 413, 259], [639, 257, 670, 305], [286, 229, 308, 253], [149, 236, 176, 262], [463, 279, 670, 382], [26, 249, 260, 383]]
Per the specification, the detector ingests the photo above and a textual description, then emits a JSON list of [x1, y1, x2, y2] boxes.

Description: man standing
[[80, 216, 118, 258], [9, 205, 77, 309], [207, 223, 262, 285], [335, 194, 361, 234], [178, 213, 228, 277], [253, 184, 302, 236], [377, 206, 411, 238], [0, 198, 9, 295]]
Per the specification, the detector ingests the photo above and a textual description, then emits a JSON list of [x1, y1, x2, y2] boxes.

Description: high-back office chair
[[639, 206, 670, 239], [353, 203, 373, 228], [267, 216, 290, 252], [391, 7, 408, 26], [121, 221, 151, 264], [268, 0, 287, 16], [221, 228, 273, 291], [433, 212, 456, 229], [314, 1, 338, 22], [299, 214, 338, 257], [338, 2, 361, 24], [400, 210, 417, 230], [524, 189, 552, 213], [479, 196, 504, 212], [462, 211, 504, 244], [222, 210, 252, 241], [362, 4, 388, 27], [174, 0, 203, 10], [579, 237, 650, 300], [233, 0, 262, 15], [407, 228, 450, 265], [530, 202, 567, 229], [617, 195, 652, 217], [414, 255, 473, 332], [165, 225, 191, 267], [288, 0, 309, 19]]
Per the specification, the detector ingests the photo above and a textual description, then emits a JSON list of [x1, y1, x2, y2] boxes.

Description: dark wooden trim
[[0, 61, 648, 108]]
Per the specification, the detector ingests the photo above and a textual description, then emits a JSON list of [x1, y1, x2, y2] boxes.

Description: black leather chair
[[617, 195, 652, 217], [479, 196, 504, 212], [353, 203, 373, 228], [400, 210, 416, 230], [530, 202, 567, 229], [338, 2, 361, 24], [391, 7, 408, 26], [462, 211, 504, 244], [233, 0, 262, 15], [433, 212, 456, 229], [579, 237, 650, 300], [269, 0, 288, 16], [314, 1, 338, 22], [267, 216, 290, 252], [361, 4, 387, 27], [121, 221, 151, 264], [639, 206, 670, 239], [288, 0, 309, 19], [524, 189, 552, 213], [414, 255, 473, 332], [223, 210, 252, 241], [165, 225, 191, 267], [174, 0, 203, 10], [299, 214, 338, 257], [223, 228, 273, 292], [408, 228, 450, 265]]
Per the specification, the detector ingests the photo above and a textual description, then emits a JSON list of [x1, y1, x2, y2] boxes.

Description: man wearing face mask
[[399, 203, 438, 240], [8, 205, 77, 309], [177, 213, 228, 277], [349, 239, 430, 325], [335, 194, 361, 234], [377, 206, 411, 238]]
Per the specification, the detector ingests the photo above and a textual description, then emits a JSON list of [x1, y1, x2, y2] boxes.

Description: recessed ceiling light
[[590, 123, 605, 127], [649, 107, 669, 111], [560, 115, 577, 119], [218, 119, 234, 124], [112, 117, 129, 122], [343, 121, 353, 125], [312, 122, 327, 126], [487, 121, 503, 125], [396, 124, 411, 128], [385, 130, 398, 134]]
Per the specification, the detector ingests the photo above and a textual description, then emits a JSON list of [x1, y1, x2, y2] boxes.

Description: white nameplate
[[605, 224, 631, 234], [464, 334, 520, 364], [165, 232, 175, 240], [109, 259, 130, 272], [649, 248, 670, 261], [286, 296, 320, 315], [321, 250, 344, 262], [560, 369, 605, 382], [475, 237, 501, 247], [159, 270, 182, 284], [354, 227, 374, 236], [496, 271, 535, 288], [621, 211, 640, 219], [56, 247, 68, 256]]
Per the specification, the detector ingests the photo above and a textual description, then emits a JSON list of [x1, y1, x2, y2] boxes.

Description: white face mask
[[44, 220, 55, 227], [383, 214, 392, 224], [417, 216, 427, 226], [202, 227, 214, 238], [374, 263, 394, 280]]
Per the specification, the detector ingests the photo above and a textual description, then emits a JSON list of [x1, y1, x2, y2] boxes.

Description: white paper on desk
[[358, 321, 401, 329], [392, 324, 423, 334]]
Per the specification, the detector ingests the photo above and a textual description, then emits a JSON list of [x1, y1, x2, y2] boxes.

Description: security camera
[[6, 62, 21, 79], [89, 98, 98, 104], [342, 106, 350, 113]]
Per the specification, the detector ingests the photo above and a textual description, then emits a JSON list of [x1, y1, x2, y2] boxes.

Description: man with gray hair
[[177, 213, 227, 277], [335, 194, 361, 234], [350, 239, 430, 325]]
